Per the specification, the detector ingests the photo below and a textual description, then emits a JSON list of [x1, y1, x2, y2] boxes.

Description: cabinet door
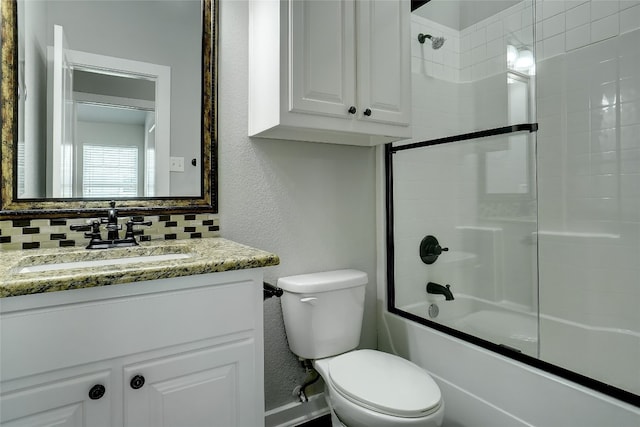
[[290, 0, 356, 118], [356, 0, 411, 125], [0, 371, 113, 427], [124, 339, 259, 427]]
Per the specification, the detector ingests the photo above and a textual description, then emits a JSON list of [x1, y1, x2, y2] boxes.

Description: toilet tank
[[277, 270, 367, 360]]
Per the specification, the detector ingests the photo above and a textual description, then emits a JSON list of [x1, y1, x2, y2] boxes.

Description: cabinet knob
[[130, 374, 145, 390], [348, 106, 357, 114], [363, 108, 372, 116], [88, 384, 106, 400]]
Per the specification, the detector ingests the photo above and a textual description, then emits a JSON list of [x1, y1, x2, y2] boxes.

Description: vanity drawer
[[0, 274, 259, 382]]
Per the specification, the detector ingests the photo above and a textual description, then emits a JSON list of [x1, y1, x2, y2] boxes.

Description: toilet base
[[330, 410, 346, 427]]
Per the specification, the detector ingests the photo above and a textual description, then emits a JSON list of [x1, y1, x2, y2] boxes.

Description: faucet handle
[[124, 220, 152, 240], [70, 223, 92, 232], [69, 220, 102, 241], [435, 245, 449, 255], [85, 221, 102, 238], [419, 235, 449, 264], [70, 221, 101, 236]]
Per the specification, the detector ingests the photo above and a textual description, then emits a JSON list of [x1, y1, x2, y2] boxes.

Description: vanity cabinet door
[[0, 370, 113, 427], [124, 339, 259, 427]]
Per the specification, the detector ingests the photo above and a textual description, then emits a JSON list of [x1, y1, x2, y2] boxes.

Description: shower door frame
[[384, 124, 640, 408]]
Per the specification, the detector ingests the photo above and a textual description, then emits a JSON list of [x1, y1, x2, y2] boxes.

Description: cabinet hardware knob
[[88, 384, 106, 400], [130, 374, 146, 390], [363, 108, 372, 116], [348, 106, 357, 114]]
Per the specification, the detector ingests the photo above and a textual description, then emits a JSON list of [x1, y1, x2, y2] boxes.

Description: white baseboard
[[265, 393, 331, 427]]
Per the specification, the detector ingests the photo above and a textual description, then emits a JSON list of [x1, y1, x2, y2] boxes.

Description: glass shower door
[[389, 129, 538, 357]]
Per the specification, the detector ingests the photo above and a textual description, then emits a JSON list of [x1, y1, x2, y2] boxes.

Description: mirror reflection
[[16, 0, 202, 199]]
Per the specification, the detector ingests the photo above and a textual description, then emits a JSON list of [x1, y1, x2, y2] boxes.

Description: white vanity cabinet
[[249, 0, 411, 146], [0, 369, 114, 427], [123, 339, 256, 427], [0, 269, 265, 427]]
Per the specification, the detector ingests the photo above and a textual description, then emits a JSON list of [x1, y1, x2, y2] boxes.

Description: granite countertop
[[0, 238, 280, 298]]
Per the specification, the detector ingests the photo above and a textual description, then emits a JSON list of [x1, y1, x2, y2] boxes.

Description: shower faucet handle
[[419, 235, 449, 265], [432, 244, 449, 255]]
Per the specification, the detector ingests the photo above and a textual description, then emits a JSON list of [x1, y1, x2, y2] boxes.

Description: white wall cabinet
[[0, 269, 265, 427], [249, 0, 411, 146]]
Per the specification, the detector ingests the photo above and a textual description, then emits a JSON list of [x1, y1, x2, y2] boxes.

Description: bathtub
[[380, 308, 640, 426], [401, 294, 538, 357], [399, 294, 640, 395]]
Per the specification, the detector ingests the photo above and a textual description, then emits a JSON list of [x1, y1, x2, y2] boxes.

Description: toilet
[[278, 269, 444, 427]]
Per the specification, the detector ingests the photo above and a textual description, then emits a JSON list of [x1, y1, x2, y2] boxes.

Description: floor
[[296, 414, 332, 427]]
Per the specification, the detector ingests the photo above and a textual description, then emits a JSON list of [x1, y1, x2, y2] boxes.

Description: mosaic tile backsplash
[[0, 213, 220, 251]]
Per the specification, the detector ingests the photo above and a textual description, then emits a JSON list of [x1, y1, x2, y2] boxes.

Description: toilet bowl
[[278, 270, 445, 427], [314, 350, 444, 427]]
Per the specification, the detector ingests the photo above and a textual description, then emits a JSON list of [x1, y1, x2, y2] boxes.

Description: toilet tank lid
[[277, 269, 367, 293]]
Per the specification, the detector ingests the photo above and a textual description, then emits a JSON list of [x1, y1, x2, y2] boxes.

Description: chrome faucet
[[426, 281, 454, 301]]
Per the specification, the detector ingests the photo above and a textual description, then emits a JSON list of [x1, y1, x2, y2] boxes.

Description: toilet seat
[[327, 350, 442, 418]]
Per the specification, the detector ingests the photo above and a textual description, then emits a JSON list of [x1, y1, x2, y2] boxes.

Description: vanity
[[0, 0, 282, 424], [0, 238, 279, 426]]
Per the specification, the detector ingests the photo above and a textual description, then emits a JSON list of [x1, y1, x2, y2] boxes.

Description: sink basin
[[13, 244, 194, 275], [17, 253, 192, 274]]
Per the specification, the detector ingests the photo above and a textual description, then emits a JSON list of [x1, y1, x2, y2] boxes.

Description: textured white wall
[[218, 0, 378, 411]]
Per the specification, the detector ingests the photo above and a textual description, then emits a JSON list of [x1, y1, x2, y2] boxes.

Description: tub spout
[[426, 282, 454, 301]]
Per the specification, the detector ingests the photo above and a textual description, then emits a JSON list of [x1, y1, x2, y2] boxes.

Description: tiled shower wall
[[535, 1, 640, 394], [394, 0, 640, 394], [412, 1, 534, 83], [0, 213, 220, 251], [459, 1, 534, 82], [405, 0, 639, 395], [410, 2, 531, 142], [401, 2, 537, 313]]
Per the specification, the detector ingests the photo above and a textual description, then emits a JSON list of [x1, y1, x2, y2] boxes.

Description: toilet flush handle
[[300, 297, 317, 305]]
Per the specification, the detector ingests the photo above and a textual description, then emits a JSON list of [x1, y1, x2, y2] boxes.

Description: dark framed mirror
[[0, 0, 217, 218]]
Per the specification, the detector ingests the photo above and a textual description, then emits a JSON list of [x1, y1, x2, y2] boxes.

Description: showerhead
[[418, 33, 446, 49], [430, 36, 445, 49]]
